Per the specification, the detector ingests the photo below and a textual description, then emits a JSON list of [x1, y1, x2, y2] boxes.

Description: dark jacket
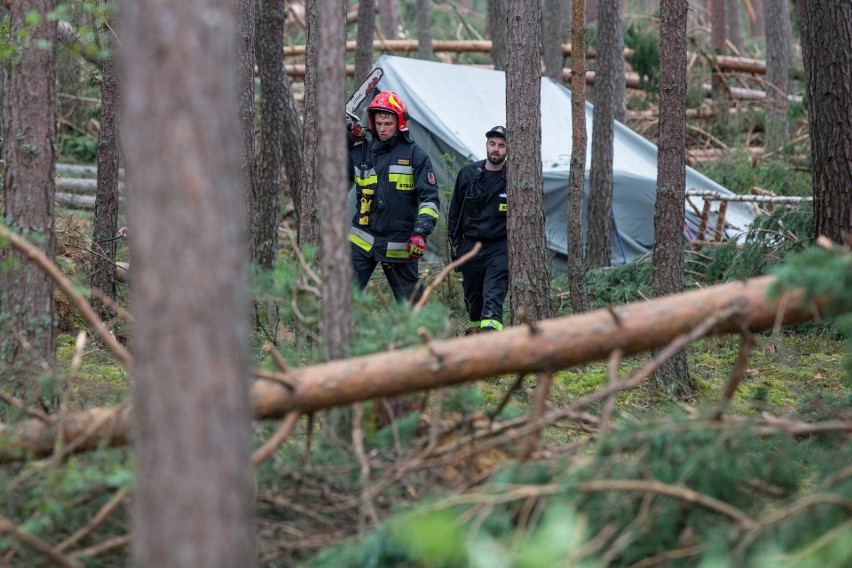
[[447, 159, 508, 248], [348, 134, 440, 262]]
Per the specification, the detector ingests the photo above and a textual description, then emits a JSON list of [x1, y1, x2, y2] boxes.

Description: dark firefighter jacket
[[348, 134, 440, 262], [447, 159, 508, 248]]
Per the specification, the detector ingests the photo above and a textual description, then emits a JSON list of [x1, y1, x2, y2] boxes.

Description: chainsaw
[[346, 67, 383, 140]]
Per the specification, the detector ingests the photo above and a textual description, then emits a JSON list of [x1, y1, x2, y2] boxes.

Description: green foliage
[[573, 202, 814, 313], [253, 251, 453, 366], [60, 132, 99, 164], [624, 20, 660, 94], [0, 448, 132, 566], [0, 15, 11, 61], [578, 254, 655, 310], [697, 152, 812, 197], [304, 415, 852, 567], [53, 1, 118, 62], [367, 411, 421, 449], [769, 245, 852, 383]]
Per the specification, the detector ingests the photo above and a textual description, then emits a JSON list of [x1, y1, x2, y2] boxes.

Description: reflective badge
[[427, 172, 436, 185]]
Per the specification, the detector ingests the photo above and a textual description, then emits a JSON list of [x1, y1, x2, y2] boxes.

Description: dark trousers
[[459, 238, 509, 328], [352, 247, 422, 303]]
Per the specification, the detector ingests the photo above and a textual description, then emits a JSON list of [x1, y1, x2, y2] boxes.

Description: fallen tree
[[0, 274, 832, 462]]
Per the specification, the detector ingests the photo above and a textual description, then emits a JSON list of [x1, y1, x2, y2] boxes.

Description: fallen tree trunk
[[282, 39, 634, 59], [55, 177, 125, 196], [0, 275, 830, 462], [55, 193, 97, 210]]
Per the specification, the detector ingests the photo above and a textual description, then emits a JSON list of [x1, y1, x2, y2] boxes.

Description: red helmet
[[367, 91, 409, 132]]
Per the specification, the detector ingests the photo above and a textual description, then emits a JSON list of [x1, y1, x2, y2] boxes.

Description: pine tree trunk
[[91, 27, 120, 321], [763, 0, 790, 151], [749, 0, 765, 38], [711, 0, 730, 122], [726, 0, 743, 52], [0, 4, 6, 159], [506, 0, 552, 323], [416, 0, 434, 61], [653, 0, 693, 398], [567, 0, 590, 314], [487, 0, 508, 71], [542, 0, 565, 81], [119, 0, 255, 565], [237, 0, 258, 264], [299, 0, 322, 246], [1, 0, 58, 407], [586, 0, 624, 270], [3, 274, 832, 463], [379, 0, 398, 39], [256, 0, 287, 269], [355, 0, 376, 81], [318, 0, 352, 360], [797, 0, 852, 245]]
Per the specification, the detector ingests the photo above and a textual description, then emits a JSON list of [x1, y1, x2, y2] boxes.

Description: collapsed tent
[[367, 55, 754, 265]]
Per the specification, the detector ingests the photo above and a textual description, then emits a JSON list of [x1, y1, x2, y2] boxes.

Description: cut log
[[0, 275, 832, 462], [55, 193, 96, 210], [55, 177, 125, 195], [56, 163, 125, 179]]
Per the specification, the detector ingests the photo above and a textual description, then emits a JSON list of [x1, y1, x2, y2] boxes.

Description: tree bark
[[653, 0, 693, 397], [763, 0, 790, 151], [797, 0, 852, 245], [256, 0, 287, 269], [378, 0, 398, 39], [487, 0, 508, 71], [416, 0, 434, 61], [1, 0, 58, 406], [318, 0, 352, 360], [506, 0, 551, 323], [0, 274, 833, 462], [237, 0, 259, 264], [354, 0, 376, 81], [0, 4, 5, 160], [749, 0, 765, 38], [542, 0, 565, 81], [726, 0, 743, 52], [586, 0, 624, 270], [91, 25, 120, 321], [711, 0, 730, 122], [118, 0, 255, 565], [567, 0, 590, 314], [298, 0, 322, 247]]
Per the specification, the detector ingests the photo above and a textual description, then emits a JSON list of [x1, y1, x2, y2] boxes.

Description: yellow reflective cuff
[[419, 206, 439, 218], [349, 232, 373, 251], [480, 319, 503, 330], [498, 203, 508, 212]]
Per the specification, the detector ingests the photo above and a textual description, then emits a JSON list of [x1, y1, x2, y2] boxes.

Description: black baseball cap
[[485, 125, 507, 140]]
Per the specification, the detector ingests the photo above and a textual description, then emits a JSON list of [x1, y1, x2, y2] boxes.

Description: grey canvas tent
[[368, 55, 754, 265]]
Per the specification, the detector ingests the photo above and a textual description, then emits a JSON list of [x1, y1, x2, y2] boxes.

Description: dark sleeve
[[447, 165, 469, 247], [411, 145, 440, 237]]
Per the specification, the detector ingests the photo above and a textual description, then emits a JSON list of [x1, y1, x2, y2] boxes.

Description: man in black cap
[[447, 126, 509, 333]]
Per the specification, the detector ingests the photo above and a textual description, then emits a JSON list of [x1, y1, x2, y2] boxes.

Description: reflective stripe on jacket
[[349, 134, 440, 262]]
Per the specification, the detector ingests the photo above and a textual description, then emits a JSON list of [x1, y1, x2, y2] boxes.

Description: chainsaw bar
[[346, 67, 383, 120]]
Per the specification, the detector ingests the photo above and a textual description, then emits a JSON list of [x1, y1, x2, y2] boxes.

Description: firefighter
[[447, 126, 509, 333], [348, 91, 440, 302]]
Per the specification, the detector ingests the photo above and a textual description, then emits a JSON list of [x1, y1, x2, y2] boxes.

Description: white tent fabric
[[369, 55, 754, 265]]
